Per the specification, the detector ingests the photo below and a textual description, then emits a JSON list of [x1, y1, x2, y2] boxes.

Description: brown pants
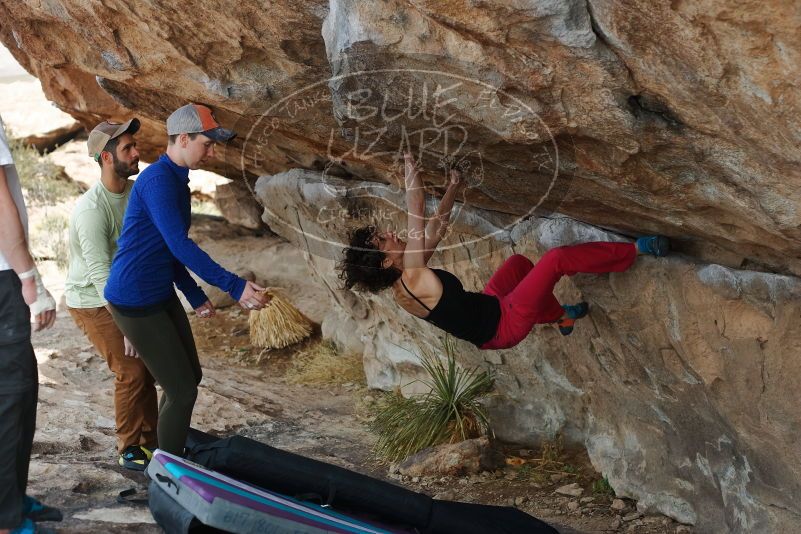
[[68, 306, 158, 453]]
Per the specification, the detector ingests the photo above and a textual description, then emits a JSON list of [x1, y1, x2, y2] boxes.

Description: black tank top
[[400, 269, 501, 347]]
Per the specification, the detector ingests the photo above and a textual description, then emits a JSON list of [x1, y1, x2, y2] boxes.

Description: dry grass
[[249, 289, 313, 349], [505, 434, 602, 489], [33, 214, 69, 271], [507, 435, 570, 475], [8, 134, 81, 206], [284, 340, 365, 386]]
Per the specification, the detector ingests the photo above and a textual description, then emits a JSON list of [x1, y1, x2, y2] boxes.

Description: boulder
[[255, 169, 801, 532], [213, 180, 265, 231], [397, 437, 505, 477]]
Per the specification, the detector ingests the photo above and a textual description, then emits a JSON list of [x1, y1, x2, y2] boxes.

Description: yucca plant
[[370, 336, 495, 462]]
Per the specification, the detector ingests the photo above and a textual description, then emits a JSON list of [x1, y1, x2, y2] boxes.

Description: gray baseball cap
[[166, 103, 236, 142]]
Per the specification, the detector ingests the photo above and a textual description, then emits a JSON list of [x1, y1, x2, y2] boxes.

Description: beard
[[113, 157, 139, 178]]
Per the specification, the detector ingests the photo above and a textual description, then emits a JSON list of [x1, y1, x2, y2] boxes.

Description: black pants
[[0, 270, 38, 529], [110, 295, 202, 455]]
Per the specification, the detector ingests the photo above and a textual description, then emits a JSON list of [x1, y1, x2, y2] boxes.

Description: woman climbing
[[338, 152, 670, 350]]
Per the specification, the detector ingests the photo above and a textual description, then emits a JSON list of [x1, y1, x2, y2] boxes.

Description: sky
[[0, 44, 30, 80]]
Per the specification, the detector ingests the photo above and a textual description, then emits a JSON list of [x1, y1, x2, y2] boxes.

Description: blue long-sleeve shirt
[[105, 154, 245, 309]]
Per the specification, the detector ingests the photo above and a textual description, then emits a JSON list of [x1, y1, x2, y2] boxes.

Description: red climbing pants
[[480, 242, 637, 350]]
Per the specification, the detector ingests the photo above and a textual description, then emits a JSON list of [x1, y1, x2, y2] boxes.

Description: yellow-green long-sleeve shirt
[[64, 180, 132, 308]]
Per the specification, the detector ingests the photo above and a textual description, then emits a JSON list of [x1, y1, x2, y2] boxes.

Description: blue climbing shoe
[[558, 302, 589, 336], [23, 495, 62, 522], [636, 235, 670, 257], [562, 302, 589, 320], [10, 518, 56, 534]]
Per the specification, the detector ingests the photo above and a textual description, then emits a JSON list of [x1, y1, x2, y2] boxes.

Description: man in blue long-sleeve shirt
[[105, 103, 268, 457]]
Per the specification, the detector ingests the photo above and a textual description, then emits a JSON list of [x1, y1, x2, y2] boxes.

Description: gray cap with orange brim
[[166, 103, 236, 143]]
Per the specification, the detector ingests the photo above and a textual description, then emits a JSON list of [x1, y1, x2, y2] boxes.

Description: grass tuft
[[284, 340, 365, 386], [508, 435, 583, 481], [592, 476, 615, 497], [368, 336, 495, 462]]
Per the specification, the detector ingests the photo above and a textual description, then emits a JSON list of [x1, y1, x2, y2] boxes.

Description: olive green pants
[[68, 306, 158, 454], [110, 295, 201, 455]]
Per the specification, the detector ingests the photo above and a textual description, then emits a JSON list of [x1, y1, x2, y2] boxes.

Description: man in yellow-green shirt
[[64, 119, 157, 471]]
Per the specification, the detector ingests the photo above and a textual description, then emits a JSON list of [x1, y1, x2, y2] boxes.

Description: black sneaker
[[119, 445, 149, 471]]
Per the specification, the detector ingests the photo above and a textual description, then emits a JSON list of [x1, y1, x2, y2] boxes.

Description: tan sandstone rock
[[397, 437, 505, 477], [0, 0, 799, 274]]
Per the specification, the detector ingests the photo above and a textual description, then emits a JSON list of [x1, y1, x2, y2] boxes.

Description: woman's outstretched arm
[[403, 152, 427, 269], [424, 168, 464, 263]]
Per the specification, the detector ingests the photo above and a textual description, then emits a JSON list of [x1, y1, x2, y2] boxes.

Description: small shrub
[[541, 436, 564, 464], [7, 135, 78, 206], [507, 434, 581, 480], [369, 336, 495, 462], [592, 476, 615, 497]]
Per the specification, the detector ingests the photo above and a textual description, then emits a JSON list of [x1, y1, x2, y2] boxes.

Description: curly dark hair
[[338, 226, 402, 293]]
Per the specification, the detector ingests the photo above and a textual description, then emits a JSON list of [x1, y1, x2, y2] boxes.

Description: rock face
[[1, 0, 799, 274], [2, 1, 801, 531], [255, 169, 801, 533]]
